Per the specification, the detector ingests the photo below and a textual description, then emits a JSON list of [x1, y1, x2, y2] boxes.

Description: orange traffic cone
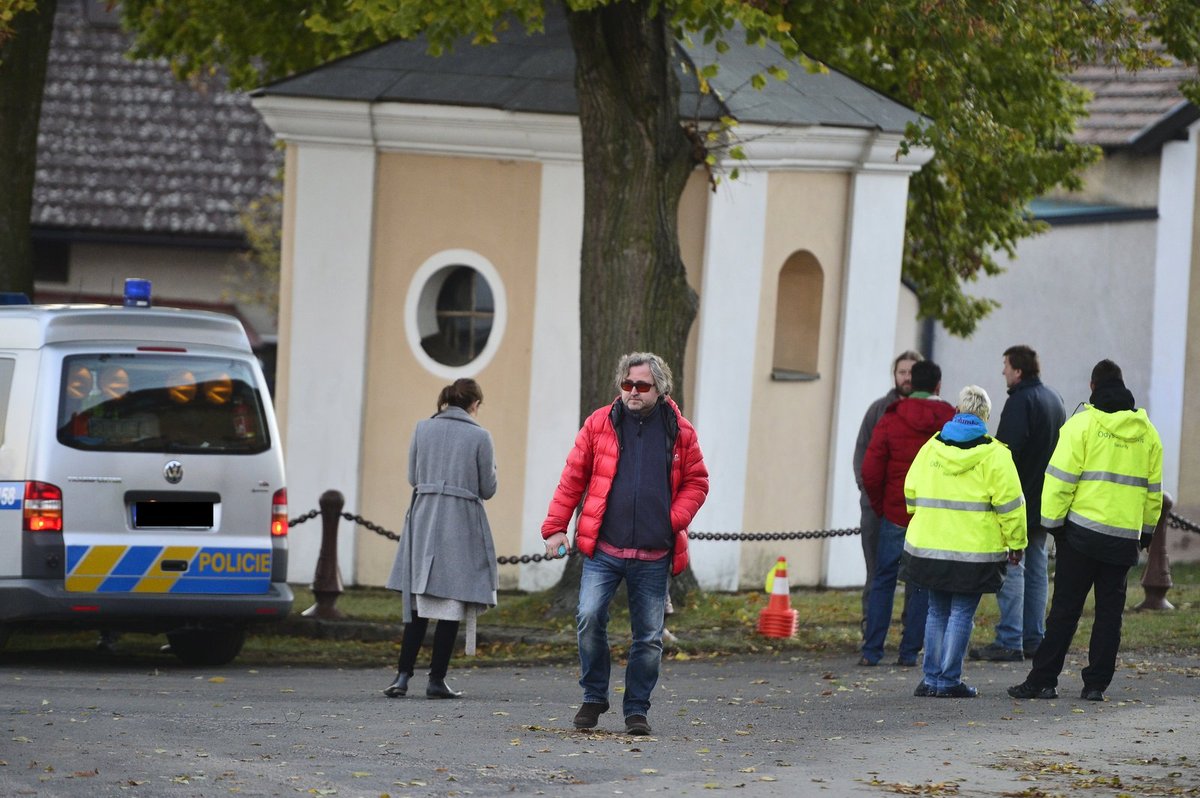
[[757, 556, 798, 638]]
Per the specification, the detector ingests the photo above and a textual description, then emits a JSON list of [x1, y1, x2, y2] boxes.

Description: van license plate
[[133, 501, 213, 528]]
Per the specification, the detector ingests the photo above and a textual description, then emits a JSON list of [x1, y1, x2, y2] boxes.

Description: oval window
[[406, 250, 507, 378]]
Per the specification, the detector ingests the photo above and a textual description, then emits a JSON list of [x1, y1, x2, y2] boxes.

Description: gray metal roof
[[258, 8, 923, 135], [33, 0, 280, 243]]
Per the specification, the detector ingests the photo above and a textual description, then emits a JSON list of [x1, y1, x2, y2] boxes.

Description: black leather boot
[[383, 671, 411, 698], [426, 676, 462, 699]]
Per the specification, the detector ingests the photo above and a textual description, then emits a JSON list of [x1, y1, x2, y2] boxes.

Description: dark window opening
[[420, 266, 495, 367], [33, 239, 70, 283]]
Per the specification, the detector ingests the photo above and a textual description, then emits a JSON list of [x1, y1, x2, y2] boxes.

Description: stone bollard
[[1136, 492, 1174, 611], [302, 489, 346, 619]]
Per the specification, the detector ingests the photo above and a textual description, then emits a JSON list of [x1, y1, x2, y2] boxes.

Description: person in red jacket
[[542, 352, 709, 736], [860, 360, 955, 666]]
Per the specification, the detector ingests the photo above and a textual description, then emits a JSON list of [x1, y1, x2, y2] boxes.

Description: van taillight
[[24, 481, 63, 532], [271, 488, 288, 537]]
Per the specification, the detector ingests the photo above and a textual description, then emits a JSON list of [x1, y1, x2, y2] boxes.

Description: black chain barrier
[[689, 528, 860, 542], [1168, 510, 1200, 535], [285, 507, 1200, 564]]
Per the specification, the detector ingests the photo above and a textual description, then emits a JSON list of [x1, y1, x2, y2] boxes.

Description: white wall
[[282, 141, 377, 584], [519, 161, 584, 591], [1149, 122, 1199, 498], [824, 171, 918, 587], [932, 220, 1158, 431], [689, 171, 770, 590]]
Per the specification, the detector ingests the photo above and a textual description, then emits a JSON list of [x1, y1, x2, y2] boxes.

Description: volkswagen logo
[[163, 460, 184, 484]]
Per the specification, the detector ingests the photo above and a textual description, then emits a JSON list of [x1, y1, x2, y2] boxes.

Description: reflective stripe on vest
[[907, 496, 1025, 514], [1066, 509, 1139, 541], [1048, 465, 1158, 492], [903, 540, 1008, 563]]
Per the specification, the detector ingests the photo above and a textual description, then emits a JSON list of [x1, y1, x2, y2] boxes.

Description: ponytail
[[437, 378, 483, 413]]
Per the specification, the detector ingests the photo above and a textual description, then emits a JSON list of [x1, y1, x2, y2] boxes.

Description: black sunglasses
[[621, 380, 655, 394]]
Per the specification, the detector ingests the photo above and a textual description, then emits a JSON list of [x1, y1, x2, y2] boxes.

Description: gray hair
[[957, 385, 992, 421], [614, 351, 674, 395]]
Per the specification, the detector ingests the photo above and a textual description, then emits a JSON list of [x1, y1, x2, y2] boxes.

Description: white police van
[[0, 281, 292, 665]]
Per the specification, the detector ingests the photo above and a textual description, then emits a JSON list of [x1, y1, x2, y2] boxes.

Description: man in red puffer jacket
[[542, 352, 708, 737], [860, 360, 955, 667]]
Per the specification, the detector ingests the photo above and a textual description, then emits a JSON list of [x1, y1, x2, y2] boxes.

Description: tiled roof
[[1072, 58, 1199, 151], [259, 6, 923, 135], [32, 1, 280, 242]]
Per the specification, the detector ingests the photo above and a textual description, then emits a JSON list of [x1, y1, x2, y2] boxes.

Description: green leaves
[[114, 0, 1200, 335], [776, 0, 1197, 335]]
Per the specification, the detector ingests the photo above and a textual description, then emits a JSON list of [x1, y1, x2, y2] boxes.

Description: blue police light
[[123, 278, 152, 308]]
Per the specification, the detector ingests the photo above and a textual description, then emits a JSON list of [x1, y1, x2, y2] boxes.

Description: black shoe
[[1007, 682, 1058, 699], [968, 643, 1023, 662], [936, 682, 978, 698], [1081, 687, 1105, 701], [383, 671, 411, 698], [426, 677, 462, 699], [1024, 648, 1039, 660], [914, 682, 934, 697], [625, 714, 652, 735], [896, 657, 917, 667], [573, 701, 609, 729], [857, 656, 877, 667]]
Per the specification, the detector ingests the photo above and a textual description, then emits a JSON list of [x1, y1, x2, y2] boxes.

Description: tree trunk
[[566, 2, 698, 418], [546, 2, 700, 614], [0, 0, 56, 297]]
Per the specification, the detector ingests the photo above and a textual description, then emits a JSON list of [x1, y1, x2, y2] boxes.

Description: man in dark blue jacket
[[970, 345, 1065, 661]]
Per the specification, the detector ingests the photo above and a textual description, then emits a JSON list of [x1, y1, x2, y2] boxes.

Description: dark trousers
[[396, 610, 460, 680], [1026, 534, 1130, 692]]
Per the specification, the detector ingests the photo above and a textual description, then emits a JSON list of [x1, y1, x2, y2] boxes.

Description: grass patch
[[2, 562, 1196, 669]]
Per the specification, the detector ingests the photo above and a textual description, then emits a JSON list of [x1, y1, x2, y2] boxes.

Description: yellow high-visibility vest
[[903, 437, 1028, 560], [1041, 405, 1163, 541]]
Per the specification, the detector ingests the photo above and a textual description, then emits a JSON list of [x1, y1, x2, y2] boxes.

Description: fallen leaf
[[208, 677, 226, 684]]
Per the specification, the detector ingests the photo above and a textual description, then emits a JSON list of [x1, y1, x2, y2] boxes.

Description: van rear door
[[52, 353, 280, 596]]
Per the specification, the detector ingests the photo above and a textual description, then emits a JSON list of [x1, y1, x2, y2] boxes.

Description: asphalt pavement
[[2, 649, 1198, 797]]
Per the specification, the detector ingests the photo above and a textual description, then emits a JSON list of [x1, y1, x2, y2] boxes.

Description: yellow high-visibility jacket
[[1041, 404, 1162, 565], [901, 436, 1027, 594]]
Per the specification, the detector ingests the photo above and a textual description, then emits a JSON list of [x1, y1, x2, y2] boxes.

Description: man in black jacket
[[970, 345, 1065, 662]]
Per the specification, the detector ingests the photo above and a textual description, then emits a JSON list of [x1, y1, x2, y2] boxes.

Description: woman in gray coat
[[383, 378, 498, 699]]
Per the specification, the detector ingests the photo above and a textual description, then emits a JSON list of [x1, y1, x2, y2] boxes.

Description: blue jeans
[[992, 527, 1048, 651], [577, 549, 669, 718], [922, 589, 982, 692], [862, 518, 928, 664]]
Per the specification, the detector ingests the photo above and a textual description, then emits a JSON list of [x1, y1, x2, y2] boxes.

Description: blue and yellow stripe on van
[[65, 545, 272, 594]]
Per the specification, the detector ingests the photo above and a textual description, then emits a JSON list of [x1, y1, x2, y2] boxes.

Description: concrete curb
[[271, 616, 572, 646]]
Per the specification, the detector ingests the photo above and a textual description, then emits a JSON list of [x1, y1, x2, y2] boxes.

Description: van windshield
[[56, 354, 270, 454]]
